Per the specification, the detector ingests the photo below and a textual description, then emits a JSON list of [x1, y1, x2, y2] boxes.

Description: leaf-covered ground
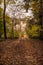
[[0, 39, 43, 65]]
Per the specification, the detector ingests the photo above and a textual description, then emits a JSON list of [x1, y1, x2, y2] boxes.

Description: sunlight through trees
[[0, 0, 43, 39]]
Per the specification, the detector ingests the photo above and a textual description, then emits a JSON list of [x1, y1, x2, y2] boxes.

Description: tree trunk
[[39, 0, 42, 27], [3, 0, 7, 39], [12, 19, 14, 38], [39, 0, 43, 39]]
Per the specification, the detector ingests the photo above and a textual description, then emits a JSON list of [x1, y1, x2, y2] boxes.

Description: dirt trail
[[0, 39, 43, 65]]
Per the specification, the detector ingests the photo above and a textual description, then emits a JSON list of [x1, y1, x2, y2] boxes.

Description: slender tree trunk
[[39, 0, 42, 27], [39, 0, 43, 39], [3, 0, 7, 39], [12, 19, 14, 38]]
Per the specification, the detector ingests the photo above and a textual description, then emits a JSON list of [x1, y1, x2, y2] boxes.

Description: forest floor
[[0, 38, 43, 65]]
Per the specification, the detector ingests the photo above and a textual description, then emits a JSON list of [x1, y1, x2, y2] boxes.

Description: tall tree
[[39, 0, 43, 27], [3, 0, 7, 39], [3, 0, 15, 39], [39, 0, 43, 39]]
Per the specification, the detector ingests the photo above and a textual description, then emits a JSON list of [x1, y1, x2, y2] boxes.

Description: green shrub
[[27, 24, 41, 38]]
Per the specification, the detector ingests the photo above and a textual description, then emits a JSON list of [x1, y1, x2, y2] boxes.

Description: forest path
[[0, 39, 43, 65]]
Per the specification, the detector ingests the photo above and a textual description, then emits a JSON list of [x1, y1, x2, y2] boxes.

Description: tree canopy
[[0, 0, 43, 39]]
